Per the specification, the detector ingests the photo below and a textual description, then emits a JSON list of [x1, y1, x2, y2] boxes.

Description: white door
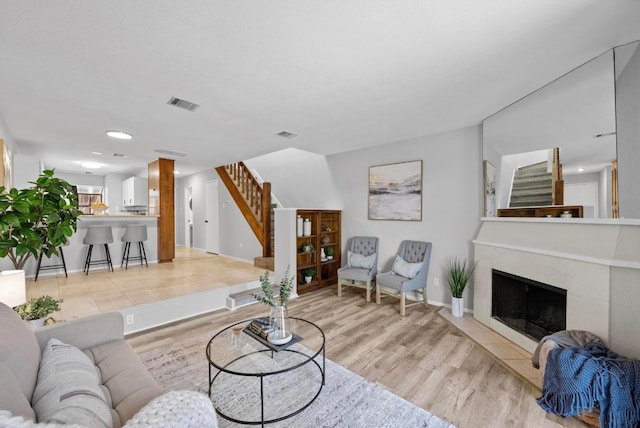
[[184, 186, 193, 247], [205, 180, 220, 254]]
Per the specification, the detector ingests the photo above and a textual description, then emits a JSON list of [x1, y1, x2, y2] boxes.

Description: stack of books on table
[[247, 318, 274, 340]]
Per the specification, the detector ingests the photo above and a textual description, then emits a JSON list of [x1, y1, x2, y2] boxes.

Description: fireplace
[[491, 270, 566, 342]]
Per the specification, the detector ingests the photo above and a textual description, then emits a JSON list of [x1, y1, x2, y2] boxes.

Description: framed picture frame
[[368, 160, 422, 221], [483, 160, 496, 217]]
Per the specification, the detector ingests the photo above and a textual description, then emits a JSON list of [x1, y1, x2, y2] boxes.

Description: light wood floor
[[26, 247, 267, 320], [127, 287, 587, 428]]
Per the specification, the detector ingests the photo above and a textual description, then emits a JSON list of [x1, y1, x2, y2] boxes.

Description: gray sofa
[[0, 302, 217, 427]]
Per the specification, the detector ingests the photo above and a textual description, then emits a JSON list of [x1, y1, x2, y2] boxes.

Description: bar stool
[[34, 240, 69, 281], [121, 224, 148, 270], [83, 225, 114, 274]]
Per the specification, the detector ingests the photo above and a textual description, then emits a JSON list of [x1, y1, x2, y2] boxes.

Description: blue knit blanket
[[537, 342, 640, 427]]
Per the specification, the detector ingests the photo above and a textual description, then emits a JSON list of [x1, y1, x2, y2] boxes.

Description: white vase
[[451, 297, 464, 317], [296, 215, 304, 237], [303, 219, 311, 236]]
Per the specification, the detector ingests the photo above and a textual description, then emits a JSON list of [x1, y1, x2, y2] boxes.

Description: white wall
[[54, 171, 105, 187], [327, 125, 482, 309], [12, 154, 42, 189], [616, 42, 640, 218], [244, 148, 340, 209]]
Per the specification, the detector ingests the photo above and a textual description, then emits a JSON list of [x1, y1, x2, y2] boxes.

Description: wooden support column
[[148, 158, 175, 263]]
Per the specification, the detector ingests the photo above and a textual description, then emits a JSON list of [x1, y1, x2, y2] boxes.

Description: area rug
[[137, 333, 456, 428]]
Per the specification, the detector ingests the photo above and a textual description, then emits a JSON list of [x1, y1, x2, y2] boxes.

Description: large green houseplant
[[0, 170, 83, 270]]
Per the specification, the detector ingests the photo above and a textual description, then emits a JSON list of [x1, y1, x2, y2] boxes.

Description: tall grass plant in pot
[[447, 257, 477, 317]]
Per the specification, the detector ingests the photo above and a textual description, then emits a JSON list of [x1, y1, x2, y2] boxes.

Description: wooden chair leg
[[376, 285, 381, 304], [400, 292, 406, 316], [423, 285, 429, 307], [365, 280, 371, 303]]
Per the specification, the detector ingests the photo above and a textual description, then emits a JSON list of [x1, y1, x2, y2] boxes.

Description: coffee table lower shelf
[[206, 317, 326, 426]]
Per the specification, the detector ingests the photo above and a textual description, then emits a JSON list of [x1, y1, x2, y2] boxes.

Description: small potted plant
[[251, 267, 295, 344], [303, 267, 316, 284], [14, 295, 63, 326], [447, 257, 477, 317], [251, 267, 294, 308], [326, 247, 334, 261]]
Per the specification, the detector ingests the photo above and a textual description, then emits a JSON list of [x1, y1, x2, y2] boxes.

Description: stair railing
[[216, 162, 272, 257]]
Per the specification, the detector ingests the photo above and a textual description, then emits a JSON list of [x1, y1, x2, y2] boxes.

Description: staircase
[[509, 162, 553, 207], [216, 162, 274, 270]]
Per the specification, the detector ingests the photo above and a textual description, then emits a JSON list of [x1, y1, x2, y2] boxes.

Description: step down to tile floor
[[226, 284, 280, 310], [254, 256, 274, 271]]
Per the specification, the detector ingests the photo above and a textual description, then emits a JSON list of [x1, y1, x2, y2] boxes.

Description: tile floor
[[438, 308, 542, 390], [26, 247, 267, 321]]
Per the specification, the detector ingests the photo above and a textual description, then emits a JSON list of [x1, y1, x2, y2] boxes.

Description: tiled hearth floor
[[438, 308, 542, 391], [25, 247, 266, 321]]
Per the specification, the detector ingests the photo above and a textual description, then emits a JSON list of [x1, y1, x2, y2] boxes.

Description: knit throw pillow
[[347, 251, 375, 269], [32, 338, 112, 428], [392, 255, 422, 279]]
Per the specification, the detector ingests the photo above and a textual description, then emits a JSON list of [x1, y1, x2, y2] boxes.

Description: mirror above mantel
[[482, 40, 640, 219]]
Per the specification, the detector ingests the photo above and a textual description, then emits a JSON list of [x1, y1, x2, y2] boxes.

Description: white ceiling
[[1, 1, 640, 177]]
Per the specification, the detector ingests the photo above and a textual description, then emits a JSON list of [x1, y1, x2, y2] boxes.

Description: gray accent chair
[[376, 240, 432, 316], [337, 236, 379, 302]]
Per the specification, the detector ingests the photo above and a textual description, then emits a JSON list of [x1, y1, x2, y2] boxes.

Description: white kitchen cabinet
[[122, 177, 148, 207]]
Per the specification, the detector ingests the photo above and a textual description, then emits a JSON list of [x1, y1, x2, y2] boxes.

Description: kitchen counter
[[1, 216, 160, 278]]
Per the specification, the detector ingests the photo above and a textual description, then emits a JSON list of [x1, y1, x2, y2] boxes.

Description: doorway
[[205, 180, 220, 254], [184, 186, 193, 247]]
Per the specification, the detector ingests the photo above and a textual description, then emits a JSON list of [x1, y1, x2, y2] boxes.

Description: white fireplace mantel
[[473, 217, 640, 359]]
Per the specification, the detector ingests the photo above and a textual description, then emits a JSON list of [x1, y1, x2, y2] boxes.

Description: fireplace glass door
[[491, 270, 566, 341]]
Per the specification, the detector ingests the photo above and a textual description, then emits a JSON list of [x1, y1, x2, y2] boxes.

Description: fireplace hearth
[[491, 270, 566, 342]]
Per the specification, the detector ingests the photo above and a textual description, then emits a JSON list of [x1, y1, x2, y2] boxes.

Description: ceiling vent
[[154, 149, 188, 157], [167, 97, 200, 112], [276, 131, 297, 139], [112, 153, 127, 158]]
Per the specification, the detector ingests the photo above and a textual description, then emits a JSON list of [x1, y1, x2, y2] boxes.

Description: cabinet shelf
[[295, 209, 341, 295]]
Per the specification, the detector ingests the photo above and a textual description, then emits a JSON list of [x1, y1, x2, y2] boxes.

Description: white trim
[[473, 239, 640, 269], [481, 216, 640, 226]]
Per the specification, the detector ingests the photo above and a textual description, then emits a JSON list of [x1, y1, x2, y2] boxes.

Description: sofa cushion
[[84, 340, 163, 427], [0, 302, 41, 416], [32, 338, 112, 428]]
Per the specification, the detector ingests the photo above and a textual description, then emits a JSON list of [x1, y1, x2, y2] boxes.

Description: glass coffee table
[[206, 317, 325, 426]]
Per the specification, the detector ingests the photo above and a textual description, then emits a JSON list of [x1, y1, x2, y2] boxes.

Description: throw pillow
[[347, 251, 376, 269], [392, 255, 422, 279], [32, 338, 112, 428]]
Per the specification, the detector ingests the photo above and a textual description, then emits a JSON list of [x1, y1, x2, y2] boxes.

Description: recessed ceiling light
[[577, 168, 585, 172], [174, 170, 180, 174], [78, 161, 103, 169], [105, 130, 133, 140], [92, 151, 103, 155]]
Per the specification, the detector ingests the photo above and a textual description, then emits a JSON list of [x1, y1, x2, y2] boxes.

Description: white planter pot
[[28, 318, 47, 328], [304, 276, 312, 284], [451, 297, 464, 317]]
